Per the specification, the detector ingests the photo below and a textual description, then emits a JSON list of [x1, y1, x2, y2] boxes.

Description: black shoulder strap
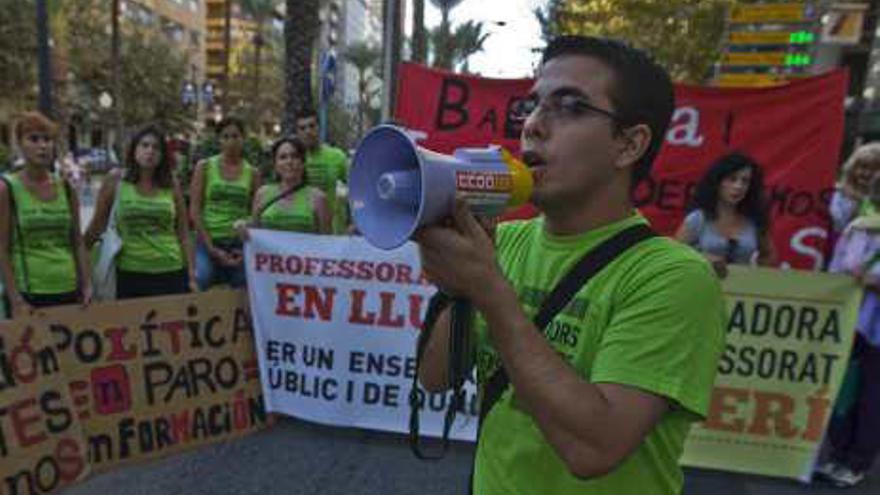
[[409, 222, 656, 463], [478, 222, 656, 423], [254, 185, 301, 226], [60, 176, 78, 239]]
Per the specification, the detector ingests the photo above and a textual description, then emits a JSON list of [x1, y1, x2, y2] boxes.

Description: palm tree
[[534, 0, 564, 43], [429, 20, 488, 72], [342, 42, 382, 137], [283, 0, 320, 133], [240, 0, 279, 109], [452, 21, 488, 73], [428, 0, 465, 70]]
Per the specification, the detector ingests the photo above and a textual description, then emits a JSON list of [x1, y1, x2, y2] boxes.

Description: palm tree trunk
[[439, 8, 453, 70], [283, 0, 319, 133], [254, 26, 262, 123], [111, 0, 123, 149], [223, 0, 232, 111], [413, 0, 426, 64]]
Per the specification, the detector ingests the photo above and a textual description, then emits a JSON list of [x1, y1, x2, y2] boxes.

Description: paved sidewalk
[[64, 418, 880, 495]]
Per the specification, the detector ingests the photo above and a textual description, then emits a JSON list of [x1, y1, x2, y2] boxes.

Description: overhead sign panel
[[723, 52, 812, 67], [729, 30, 815, 45], [715, 73, 788, 88], [730, 3, 810, 24], [821, 3, 868, 45]]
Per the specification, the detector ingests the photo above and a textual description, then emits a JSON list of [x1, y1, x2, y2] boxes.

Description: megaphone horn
[[349, 125, 533, 250]]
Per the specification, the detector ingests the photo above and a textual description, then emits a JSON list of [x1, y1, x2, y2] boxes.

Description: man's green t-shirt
[[472, 214, 725, 495], [305, 144, 348, 234]]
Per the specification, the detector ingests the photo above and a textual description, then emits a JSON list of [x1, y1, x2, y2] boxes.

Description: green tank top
[[115, 181, 183, 273], [202, 155, 254, 242], [257, 184, 318, 233], [5, 173, 77, 295]]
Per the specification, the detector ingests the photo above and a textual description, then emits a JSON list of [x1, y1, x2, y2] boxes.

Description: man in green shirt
[[416, 36, 725, 494], [296, 108, 350, 234]]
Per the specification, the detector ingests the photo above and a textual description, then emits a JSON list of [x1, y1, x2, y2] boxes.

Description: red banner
[[395, 62, 847, 270]]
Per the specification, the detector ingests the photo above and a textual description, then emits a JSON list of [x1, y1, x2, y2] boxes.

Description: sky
[[419, 0, 545, 79]]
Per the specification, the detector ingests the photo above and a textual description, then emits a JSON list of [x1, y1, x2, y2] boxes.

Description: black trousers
[[3, 290, 79, 319], [21, 291, 79, 308], [828, 333, 880, 471], [116, 269, 189, 300]]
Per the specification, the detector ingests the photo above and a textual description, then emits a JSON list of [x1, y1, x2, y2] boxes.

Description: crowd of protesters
[[670, 144, 880, 488], [0, 109, 350, 313], [3, 96, 880, 488]]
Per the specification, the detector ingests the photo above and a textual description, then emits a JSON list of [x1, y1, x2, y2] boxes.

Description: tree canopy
[[537, 0, 741, 84]]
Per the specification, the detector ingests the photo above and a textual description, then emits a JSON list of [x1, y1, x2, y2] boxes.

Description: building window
[[207, 53, 225, 66], [163, 18, 186, 44], [126, 3, 156, 26], [207, 3, 224, 19]]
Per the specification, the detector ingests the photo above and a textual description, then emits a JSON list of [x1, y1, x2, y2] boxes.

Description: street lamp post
[[98, 91, 114, 173], [111, 0, 123, 155], [36, 0, 53, 117]]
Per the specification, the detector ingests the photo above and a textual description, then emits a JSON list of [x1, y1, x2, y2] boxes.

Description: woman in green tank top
[[0, 112, 92, 319], [190, 117, 261, 290], [85, 125, 196, 299], [248, 136, 331, 234]]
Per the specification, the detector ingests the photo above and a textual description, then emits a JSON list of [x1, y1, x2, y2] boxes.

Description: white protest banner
[[245, 230, 478, 440]]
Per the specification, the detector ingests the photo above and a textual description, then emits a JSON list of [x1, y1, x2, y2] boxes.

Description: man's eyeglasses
[[511, 93, 620, 125]]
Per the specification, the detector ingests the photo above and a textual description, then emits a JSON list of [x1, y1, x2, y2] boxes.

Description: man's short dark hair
[[542, 35, 675, 188], [296, 107, 318, 122], [216, 116, 245, 136]]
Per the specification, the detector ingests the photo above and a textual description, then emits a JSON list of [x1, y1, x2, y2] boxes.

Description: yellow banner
[[723, 52, 788, 66], [0, 322, 90, 493], [730, 3, 808, 24], [0, 289, 268, 479], [715, 73, 788, 88], [681, 267, 861, 481], [729, 31, 795, 45]]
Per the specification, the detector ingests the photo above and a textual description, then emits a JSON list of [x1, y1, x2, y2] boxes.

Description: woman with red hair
[[0, 112, 92, 318]]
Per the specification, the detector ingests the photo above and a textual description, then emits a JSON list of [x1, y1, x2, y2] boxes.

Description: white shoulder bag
[[92, 179, 123, 300]]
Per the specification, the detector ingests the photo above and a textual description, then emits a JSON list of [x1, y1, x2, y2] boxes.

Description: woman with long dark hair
[[86, 125, 196, 299], [248, 136, 331, 233], [676, 152, 776, 275], [190, 117, 260, 289], [0, 112, 92, 318]]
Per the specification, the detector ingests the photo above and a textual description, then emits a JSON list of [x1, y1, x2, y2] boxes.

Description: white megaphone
[[349, 125, 533, 250]]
